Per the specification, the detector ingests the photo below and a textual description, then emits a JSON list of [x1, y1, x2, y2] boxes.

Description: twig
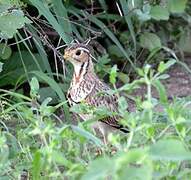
[[8, 36, 32, 46]]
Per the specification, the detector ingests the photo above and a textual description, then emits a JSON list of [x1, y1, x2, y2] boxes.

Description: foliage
[[0, 0, 191, 179]]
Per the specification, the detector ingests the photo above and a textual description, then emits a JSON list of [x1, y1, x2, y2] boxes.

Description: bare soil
[[128, 56, 191, 112]]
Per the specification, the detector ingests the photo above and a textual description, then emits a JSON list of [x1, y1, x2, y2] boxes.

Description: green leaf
[[39, 86, 60, 104], [0, 12, 31, 39], [0, 43, 12, 60], [118, 72, 130, 84], [167, 0, 188, 13], [158, 59, 176, 73], [0, 0, 12, 14], [116, 149, 152, 180], [156, 74, 170, 80], [140, 33, 161, 51], [141, 100, 153, 109], [118, 96, 128, 114], [135, 6, 151, 22], [150, 5, 169, 20], [31, 71, 70, 121], [71, 125, 103, 147], [51, 150, 73, 168], [0, 135, 9, 165], [81, 157, 115, 180], [153, 80, 168, 104], [110, 65, 118, 84], [150, 139, 191, 161], [108, 45, 124, 58], [32, 151, 41, 180], [30, 77, 39, 94], [40, 97, 55, 117]]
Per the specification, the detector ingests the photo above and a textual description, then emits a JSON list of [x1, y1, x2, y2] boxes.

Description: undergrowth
[[0, 0, 191, 179]]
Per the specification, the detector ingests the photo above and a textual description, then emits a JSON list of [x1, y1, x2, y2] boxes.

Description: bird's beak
[[63, 52, 70, 61]]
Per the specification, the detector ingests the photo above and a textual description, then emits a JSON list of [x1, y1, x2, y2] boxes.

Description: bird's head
[[64, 44, 91, 64], [64, 43, 94, 74]]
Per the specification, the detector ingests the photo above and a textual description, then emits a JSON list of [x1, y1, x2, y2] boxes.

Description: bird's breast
[[67, 79, 95, 105]]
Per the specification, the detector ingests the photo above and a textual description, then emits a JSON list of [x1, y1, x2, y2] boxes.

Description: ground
[[128, 56, 191, 112]]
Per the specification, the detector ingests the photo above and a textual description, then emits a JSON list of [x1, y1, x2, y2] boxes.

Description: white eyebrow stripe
[[77, 47, 90, 53]]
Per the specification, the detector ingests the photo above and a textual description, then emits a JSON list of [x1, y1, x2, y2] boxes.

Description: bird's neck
[[72, 58, 94, 85]]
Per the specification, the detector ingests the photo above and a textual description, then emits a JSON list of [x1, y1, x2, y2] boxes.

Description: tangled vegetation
[[0, 0, 191, 179]]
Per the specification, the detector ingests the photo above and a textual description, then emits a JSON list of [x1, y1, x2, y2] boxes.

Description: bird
[[63, 42, 128, 144]]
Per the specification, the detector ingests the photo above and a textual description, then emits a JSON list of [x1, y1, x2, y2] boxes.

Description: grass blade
[[30, 0, 72, 43]]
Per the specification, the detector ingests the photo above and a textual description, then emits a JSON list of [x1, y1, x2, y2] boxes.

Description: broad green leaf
[[81, 157, 115, 180], [0, 43, 12, 60], [150, 139, 191, 161], [0, 0, 12, 14], [140, 32, 161, 51], [150, 5, 169, 20], [0, 12, 31, 39], [116, 149, 152, 180], [167, 0, 187, 13], [119, 164, 152, 180]]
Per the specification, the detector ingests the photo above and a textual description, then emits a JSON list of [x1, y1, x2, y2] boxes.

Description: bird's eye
[[75, 50, 81, 56]]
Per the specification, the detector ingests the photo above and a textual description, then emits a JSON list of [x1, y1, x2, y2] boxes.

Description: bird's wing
[[85, 78, 129, 133]]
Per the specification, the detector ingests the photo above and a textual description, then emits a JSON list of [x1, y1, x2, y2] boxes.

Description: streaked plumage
[[64, 43, 128, 142]]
